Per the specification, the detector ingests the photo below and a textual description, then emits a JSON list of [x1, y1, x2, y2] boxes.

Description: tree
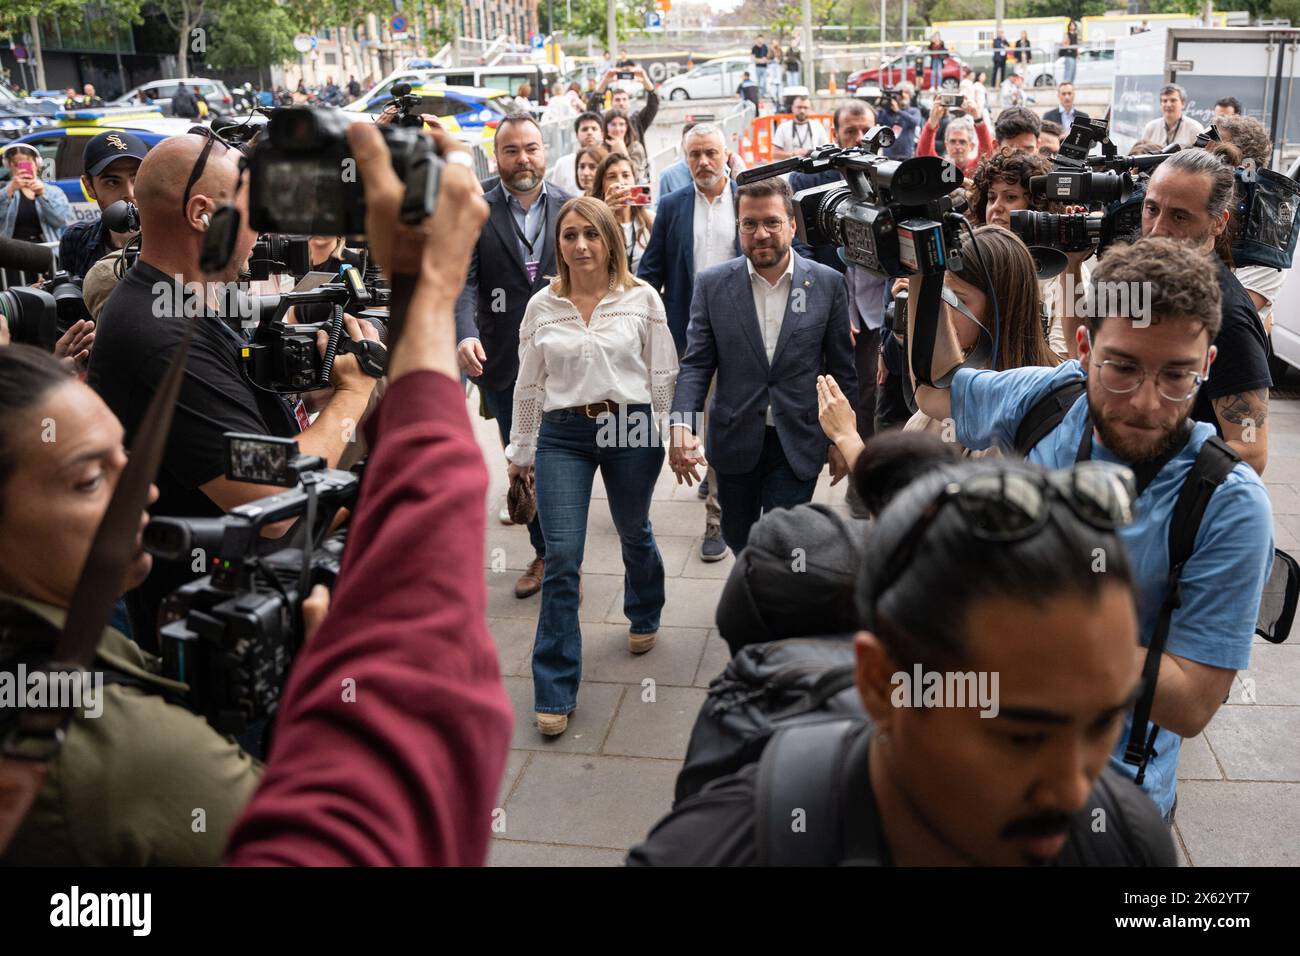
[[555, 0, 652, 44], [158, 0, 220, 77], [1, 1, 143, 90], [204, 0, 297, 84]]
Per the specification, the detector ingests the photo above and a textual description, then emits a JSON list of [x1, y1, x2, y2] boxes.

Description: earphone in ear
[[201, 213, 211, 228]]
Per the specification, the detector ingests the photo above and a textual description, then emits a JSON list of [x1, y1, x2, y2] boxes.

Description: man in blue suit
[[668, 177, 859, 555], [788, 99, 888, 455], [639, 122, 742, 560]]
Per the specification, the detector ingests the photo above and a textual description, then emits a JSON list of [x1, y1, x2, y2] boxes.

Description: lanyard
[[1076, 409, 1192, 497], [510, 197, 548, 260], [791, 122, 813, 147], [1165, 117, 1182, 146]]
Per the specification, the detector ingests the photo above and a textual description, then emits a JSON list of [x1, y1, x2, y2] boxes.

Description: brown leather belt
[[562, 400, 619, 418]]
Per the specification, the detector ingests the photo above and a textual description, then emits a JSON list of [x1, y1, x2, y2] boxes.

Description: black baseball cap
[[83, 130, 150, 178]]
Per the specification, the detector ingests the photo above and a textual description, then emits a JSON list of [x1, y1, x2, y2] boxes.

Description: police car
[[0, 105, 190, 224], [350, 84, 512, 141]]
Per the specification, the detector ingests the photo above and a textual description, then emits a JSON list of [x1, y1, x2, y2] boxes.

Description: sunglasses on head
[[869, 461, 1137, 613], [181, 125, 240, 223]]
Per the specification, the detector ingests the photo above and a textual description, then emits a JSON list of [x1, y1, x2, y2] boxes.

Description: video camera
[[388, 82, 426, 129], [736, 129, 967, 277], [146, 432, 361, 733], [1013, 117, 1219, 256], [241, 263, 388, 392], [245, 233, 313, 281], [241, 106, 443, 238], [0, 237, 91, 346]]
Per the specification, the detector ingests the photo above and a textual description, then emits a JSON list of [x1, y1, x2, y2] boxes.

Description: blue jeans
[[930, 57, 945, 88], [713, 427, 818, 554], [482, 383, 545, 558], [1062, 55, 1077, 85], [532, 406, 666, 713]]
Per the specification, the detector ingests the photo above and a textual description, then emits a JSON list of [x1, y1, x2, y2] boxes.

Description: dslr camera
[[737, 128, 966, 277], [243, 105, 443, 237], [147, 432, 361, 733]]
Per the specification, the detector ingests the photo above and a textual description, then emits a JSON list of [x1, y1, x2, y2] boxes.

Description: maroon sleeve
[[224, 370, 513, 866], [916, 122, 938, 158]]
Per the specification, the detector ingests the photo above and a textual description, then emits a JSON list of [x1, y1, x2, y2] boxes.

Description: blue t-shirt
[[952, 360, 1274, 816]]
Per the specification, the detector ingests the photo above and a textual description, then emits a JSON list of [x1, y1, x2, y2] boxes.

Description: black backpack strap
[[1012, 378, 1087, 456], [755, 718, 882, 866], [1123, 437, 1239, 782]]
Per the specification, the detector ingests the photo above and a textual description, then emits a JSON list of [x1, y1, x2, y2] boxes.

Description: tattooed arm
[[1212, 388, 1269, 475]]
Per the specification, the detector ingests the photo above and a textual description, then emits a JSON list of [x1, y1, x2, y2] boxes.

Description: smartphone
[[630, 184, 652, 205], [617, 71, 634, 80], [13, 158, 35, 178], [939, 93, 964, 109]]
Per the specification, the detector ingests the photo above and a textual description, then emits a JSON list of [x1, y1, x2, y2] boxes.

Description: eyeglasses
[[738, 217, 789, 235], [1092, 358, 1207, 403], [180, 125, 237, 222], [870, 462, 1137, 609]]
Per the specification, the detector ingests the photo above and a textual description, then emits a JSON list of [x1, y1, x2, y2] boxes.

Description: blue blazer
[[670, 253, 858, 482], [637, 180, 741, 356]]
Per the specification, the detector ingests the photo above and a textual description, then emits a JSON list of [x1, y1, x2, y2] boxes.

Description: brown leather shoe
[[515, 557, 544, 598]]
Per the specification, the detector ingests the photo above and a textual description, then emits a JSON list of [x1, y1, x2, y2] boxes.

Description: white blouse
[[505, 279, 679, 466]]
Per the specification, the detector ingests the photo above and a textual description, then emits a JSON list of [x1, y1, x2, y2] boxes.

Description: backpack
[[674, 635, 862, 805], [714, 504, 868, 656], [1014, 384, 1297, 782], [754, 718, 884, 866]]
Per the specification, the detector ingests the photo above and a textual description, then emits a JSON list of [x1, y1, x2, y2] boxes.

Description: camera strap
[[907, 271, 993, 391], [0, 330, 194, 856]]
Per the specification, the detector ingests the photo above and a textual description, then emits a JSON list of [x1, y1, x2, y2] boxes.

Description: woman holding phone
[[593, 152, 655, 273], [0, 143, 73, 248]]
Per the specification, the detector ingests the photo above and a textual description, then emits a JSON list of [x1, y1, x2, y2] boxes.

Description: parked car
[[0, 109, 182, 225], [112, 78, 234, 116], [848, 53, 965, 92], [962, 47, 1056, 87], [659, 57, 754, 101], [0, 86, 53, 142]]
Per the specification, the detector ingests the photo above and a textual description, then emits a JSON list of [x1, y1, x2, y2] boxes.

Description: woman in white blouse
[[593, 151, 655, 274], [506, 196, 679, 737]]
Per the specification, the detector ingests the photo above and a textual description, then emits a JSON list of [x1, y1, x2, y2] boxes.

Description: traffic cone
[[828, 72, 838, 95]]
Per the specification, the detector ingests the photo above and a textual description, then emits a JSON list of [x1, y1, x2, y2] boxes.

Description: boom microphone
[[0, 235, 55, 276]]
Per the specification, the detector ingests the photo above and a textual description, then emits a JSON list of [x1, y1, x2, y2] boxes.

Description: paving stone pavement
[[472, 392, 1300, 867]]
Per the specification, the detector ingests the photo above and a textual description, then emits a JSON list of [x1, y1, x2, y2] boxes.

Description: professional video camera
[[241, 263, 388, 392], [0, 237, 91, 345], [146, 432, 360, 733], [240, 106, 443, 237], [1013, 117, 1219, 256], [736, 128, 967, 277]]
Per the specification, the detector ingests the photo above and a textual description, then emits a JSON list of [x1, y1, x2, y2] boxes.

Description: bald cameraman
[[88, 131, 380, 645]]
